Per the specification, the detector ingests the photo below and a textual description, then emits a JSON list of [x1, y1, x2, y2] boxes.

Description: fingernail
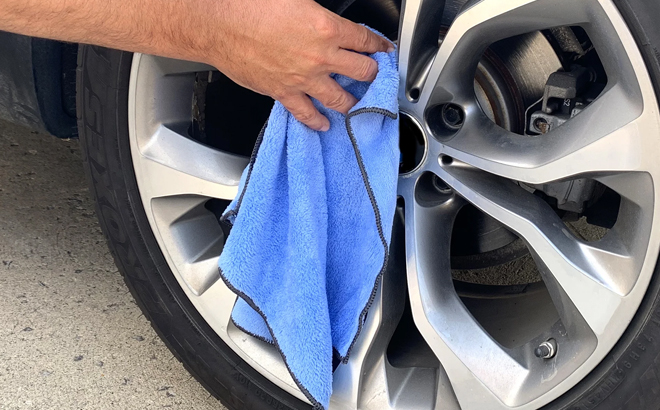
[[387, 44, 395, 53], [320, 123, 330, 132]]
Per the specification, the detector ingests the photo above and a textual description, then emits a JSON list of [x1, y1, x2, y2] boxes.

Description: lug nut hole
[[441, 104, 464, 129], [433, 175, 452, 194], [426, 104, 465, 139]]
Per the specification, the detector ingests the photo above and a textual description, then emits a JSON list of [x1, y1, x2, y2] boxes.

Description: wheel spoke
[[397, 0, 446, 110], [417, 0, 657, 187], [194, 279, 317, 404], [402, 176, 529, 409], [331, 211, 408, 409], [195, 280, 238, 337], [149, 196, 226, 295], [415, 0, 594, 109], [132, 125, 247, 201], [435, 164, 633, 336], [331, 288, 395, 410], [436, 83, 650, 184], [131, 55, 217, 132]]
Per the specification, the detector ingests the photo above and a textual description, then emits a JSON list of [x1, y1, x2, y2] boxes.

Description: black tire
[[76, 1, 660, 409]]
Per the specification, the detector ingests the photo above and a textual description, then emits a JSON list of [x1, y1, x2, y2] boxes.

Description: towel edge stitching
[[230, 316, 276, 346], [339, 107, 398, 364], [217, 268, 325, 410], [220, 119, 268, 224]]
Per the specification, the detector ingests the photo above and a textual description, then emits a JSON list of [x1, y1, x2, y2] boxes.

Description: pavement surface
[[0, 120, 225, 410]]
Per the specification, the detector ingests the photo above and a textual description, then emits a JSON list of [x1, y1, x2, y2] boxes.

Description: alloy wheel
[[127, 0, 660, 408]]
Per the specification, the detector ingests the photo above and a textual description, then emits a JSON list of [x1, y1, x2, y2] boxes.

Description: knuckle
[[356, 59, 377, 80], [295, 110, 317, 123], [289, 74, 307, 87], [310, 52, 329, 67], [325, 92, 348, 110], [357, 28, 372, 49], [313, 15, 339, 39], [271, 88, 288, 101]]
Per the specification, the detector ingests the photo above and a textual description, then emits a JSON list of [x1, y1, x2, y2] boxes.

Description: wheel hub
[[399, 112, 426, 173]]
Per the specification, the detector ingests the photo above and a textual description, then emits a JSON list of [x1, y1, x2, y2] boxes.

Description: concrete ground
[[0, 120, 225, 410]]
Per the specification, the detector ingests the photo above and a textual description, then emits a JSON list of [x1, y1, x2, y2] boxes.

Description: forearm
[[0, 0, 392, 131], [0, 0, 227, 64]]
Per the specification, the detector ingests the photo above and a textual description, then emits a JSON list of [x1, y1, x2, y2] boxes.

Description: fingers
[[278, 76, 357, 131], [279, 93, 330, 131], [307, 76, 358, 115], [337, 18, 394, 54], [330, 50, 379, 82], [267, 13, 394, 130]]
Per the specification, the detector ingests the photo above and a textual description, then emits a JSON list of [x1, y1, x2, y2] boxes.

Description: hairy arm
[[0, 0, 393, 130]]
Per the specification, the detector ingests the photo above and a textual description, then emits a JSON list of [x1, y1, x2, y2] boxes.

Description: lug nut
[[534, 338, 557, 359], [441, 104, 464, 130]]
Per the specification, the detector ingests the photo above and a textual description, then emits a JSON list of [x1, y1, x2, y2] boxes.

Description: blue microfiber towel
[[218, 48, 398, 410]]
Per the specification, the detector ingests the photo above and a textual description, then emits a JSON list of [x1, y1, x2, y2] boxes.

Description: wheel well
[[32, 38, 78, 139]]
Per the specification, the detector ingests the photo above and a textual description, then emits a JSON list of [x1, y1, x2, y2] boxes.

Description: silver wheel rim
[[127, 0, 660, 408]]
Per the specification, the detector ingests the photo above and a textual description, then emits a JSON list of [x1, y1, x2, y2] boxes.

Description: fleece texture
[[218, 49, 399, 410]]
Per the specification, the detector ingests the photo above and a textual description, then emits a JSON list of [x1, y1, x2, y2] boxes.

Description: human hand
[[206, 0, 393, 131]]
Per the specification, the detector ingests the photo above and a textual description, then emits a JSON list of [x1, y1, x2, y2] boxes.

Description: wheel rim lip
[[126, 1, 660, 408]]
